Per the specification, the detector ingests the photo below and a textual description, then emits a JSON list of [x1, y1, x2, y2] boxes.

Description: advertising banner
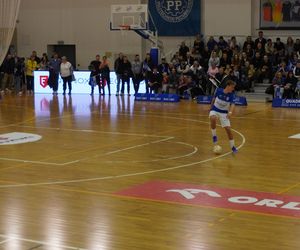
[[148, 0, 201, 36]]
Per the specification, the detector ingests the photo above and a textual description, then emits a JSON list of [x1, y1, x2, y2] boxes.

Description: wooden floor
[[0, 93, 299, 250]]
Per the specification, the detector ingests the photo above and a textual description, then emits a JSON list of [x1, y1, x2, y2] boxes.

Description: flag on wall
[[148, 0, 201, 36]]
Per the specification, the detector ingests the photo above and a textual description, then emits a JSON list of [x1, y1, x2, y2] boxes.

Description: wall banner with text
[[148, 0, 201, 36]]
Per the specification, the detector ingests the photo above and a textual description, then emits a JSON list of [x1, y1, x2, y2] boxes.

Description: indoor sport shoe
[[232, 146, 238, 154]]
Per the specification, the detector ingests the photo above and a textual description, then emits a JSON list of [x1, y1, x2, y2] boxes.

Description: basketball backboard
[[110, 4, 148, 31]]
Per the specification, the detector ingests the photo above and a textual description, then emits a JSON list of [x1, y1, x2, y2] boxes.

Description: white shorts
[[209, 110, 231, 128]]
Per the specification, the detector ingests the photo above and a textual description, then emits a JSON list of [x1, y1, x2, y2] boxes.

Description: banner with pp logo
[[148, 0, 201, 36]]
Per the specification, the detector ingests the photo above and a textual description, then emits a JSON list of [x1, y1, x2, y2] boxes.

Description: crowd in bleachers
[[117, 31, 300, 99], [1, 31, 300, 99]]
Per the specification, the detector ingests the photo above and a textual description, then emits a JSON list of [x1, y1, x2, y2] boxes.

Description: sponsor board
[[272, 98, 300, 108], [135, 93, 180, 102], [34, 71, 141, 95], [0, 132, 42, 145], [116, 181, 300, 218]]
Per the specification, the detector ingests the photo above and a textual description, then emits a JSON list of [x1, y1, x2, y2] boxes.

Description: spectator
[[25, 54, 38, 95], [99, 55, 111, 95], [60, 56, 74, 95], [179, 41, 190, 60], [243, 36, 255, 51], [158, 57, 170, 74], [89, 54, 102, 94], [168, 68, 179, 94], [148, 67, 162, 94], [207, 36, 218, 52], [285, 36, 294, 58], [220, 52, 231, 68], [131, 54, 143, 95], [114, 53, 123, 96], [142, 53, 153, 93], [218, 36, 228, 50], [1, 54, 15, 94], [254, 31, 267, 49], [208, 51, 220, 68], [283, 70, 297, 98], [265, 39, 275, 56], [193, 34, 205, 55], [120, 56, 132, 95]]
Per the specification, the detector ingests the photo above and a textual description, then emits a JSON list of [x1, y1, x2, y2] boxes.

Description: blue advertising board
[[135, 93, 180, 102], [272, 98, 300, 108]]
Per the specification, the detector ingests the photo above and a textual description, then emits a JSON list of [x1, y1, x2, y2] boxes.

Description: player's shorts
[[209, 110, 231, 128]]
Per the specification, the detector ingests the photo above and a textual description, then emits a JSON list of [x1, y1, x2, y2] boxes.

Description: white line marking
[[71, 137, 175, 163], [0, 239, 11, 244], [104, 141, 198, 163], [0, 234, 86, 249], [289, 133, 300, 139], [0, 157, 79, 166], [103, 137, 174, 155], [20, 125, 168, 138]]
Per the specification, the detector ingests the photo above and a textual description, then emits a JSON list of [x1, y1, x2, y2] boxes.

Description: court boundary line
[[0, 234, 86, 250], [0, 239, 11, 245]]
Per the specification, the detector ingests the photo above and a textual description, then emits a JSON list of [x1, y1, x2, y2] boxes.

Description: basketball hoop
[[119, 25, 130, 30], [119, 25, 130, 38]]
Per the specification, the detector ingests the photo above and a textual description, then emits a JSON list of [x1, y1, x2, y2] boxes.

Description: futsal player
[[209, 80, 238, 153]]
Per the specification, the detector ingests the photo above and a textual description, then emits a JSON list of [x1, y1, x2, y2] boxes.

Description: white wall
[[202, 0, 251, 36], [17, 0, 142, 69]]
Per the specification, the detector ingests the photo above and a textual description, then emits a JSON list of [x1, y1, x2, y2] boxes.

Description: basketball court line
[[20, 125, 170, 138], [104, 141, 198, 163], [0, 239, 11, 244], [0, 157, 79, 166], [289, 133, 300, 139], [0, 234, 86, 250]]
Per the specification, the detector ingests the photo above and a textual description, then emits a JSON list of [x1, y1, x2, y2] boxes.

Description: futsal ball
[[213, 145, 222, 154]]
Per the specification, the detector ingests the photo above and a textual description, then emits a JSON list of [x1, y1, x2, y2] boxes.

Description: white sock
[[211, 129, 217, 137], [229, 140, 235, 148]]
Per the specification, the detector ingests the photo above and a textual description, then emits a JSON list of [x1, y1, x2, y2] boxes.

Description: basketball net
[[119, 25, 130, 37]]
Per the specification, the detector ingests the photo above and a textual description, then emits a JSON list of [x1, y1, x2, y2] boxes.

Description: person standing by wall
[[99, 55, 111, 95], [14, 56, 25, 96], [131, 54, 142, 95], [120, 56, 132, 95], [114, 53, 123, 96], [1, 54, 15, 94], [25, 55, 38, 95], [89, 54, 102, 94], [60, 56, 73, 95], [48, 52, 61, 95]]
